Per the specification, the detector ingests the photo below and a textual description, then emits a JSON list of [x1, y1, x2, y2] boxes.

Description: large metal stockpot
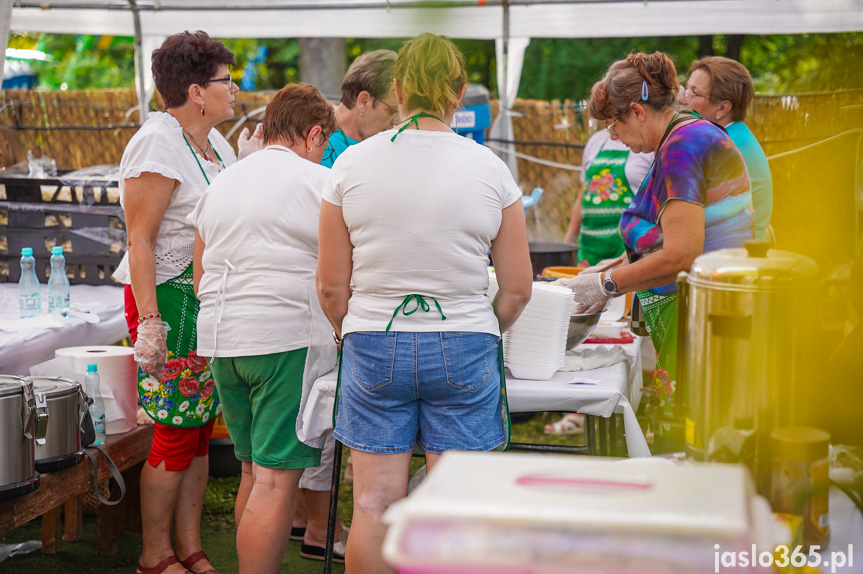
[[0, 375, 43, 500], [678, 241, 822, 495], [31, 376, 87, 472]]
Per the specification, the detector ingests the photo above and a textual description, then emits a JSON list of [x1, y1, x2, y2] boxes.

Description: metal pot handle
[[33, 391, 49, 445], [21, 379, 36, 440]]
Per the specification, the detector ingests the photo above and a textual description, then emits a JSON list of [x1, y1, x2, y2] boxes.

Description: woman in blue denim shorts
[[317, 33, 532, 574]]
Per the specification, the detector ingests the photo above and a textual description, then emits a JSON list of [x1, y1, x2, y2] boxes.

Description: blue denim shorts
[[333, 331, 506, 455]]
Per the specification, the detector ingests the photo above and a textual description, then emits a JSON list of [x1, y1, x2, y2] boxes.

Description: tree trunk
[[726, 35, 745, 62], [299, 38, 347, 99], [698, 35, 715, 58]]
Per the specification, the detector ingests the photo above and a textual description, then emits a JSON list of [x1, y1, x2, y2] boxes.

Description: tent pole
[[129, 0, 147, 124], [501, 0, 509, 118], [0, 0, 12, 89]]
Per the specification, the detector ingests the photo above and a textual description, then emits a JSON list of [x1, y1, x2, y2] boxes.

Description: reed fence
[[1, 88, 860, 273]]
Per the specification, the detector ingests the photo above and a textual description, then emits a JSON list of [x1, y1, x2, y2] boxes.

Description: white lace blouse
[[113, 112, 236, 285]]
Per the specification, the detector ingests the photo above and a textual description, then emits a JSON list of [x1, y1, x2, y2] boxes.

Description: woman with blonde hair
[[317, 33, 532, 573]]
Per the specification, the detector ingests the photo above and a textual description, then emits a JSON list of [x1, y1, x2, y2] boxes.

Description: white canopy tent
[[3, 0, 863, 176]]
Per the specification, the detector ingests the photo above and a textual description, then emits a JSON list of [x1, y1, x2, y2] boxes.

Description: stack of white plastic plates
[[489, 276, 573, 380]]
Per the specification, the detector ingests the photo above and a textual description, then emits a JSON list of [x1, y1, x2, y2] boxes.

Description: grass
[[0, 413, 582, 573]]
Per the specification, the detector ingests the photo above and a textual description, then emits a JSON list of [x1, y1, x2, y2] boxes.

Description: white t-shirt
[[114, 112, 236, 285], [322, 129, 522, 336], [188, 146, 330, 357]]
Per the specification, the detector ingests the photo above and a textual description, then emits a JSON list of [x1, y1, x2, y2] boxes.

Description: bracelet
[[139, 312, 162, 323]]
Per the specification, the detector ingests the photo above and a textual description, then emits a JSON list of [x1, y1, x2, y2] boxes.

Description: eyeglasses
[[206, 75, 234, 87], [374, 98, 398, 117], [680, 87, 713, 103], [604, 119, 618, 136]]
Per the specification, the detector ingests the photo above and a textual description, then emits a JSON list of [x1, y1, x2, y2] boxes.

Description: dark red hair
[[152, 31, 235, 109]]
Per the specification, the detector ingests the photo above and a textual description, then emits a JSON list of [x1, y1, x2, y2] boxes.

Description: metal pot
[[31, 376, 87, 472], [528, 242, 578, 278], [0, 375, 43, 500], [678, 241, 822, 495]]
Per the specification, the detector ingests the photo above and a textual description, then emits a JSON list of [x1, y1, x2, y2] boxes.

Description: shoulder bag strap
[[83, 444, 127, 506]]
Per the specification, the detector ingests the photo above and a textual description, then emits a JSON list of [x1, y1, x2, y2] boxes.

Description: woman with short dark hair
[[190, 82, 336, 574], [115, 30, 249, 574]]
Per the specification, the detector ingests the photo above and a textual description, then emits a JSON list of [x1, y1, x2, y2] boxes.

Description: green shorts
[[210, 349, 321, 470]]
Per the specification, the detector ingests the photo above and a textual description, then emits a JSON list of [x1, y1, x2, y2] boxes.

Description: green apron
[[137, 265, 220, 428], [578, 148, 633, 266]]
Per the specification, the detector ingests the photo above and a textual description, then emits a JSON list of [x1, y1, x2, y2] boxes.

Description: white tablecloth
[[0, 283, 129, 375], [302, 338, 650, 458]]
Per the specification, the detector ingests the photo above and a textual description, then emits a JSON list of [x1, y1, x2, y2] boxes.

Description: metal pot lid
[[0, 375, 30, 398], [688, 240, 820, 290], [30, 377, 80, 399]]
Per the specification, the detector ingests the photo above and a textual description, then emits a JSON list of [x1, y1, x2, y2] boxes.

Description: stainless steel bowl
[[566, 312, 602, 349]]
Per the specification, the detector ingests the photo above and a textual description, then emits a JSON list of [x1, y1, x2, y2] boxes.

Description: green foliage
[[9, 31, 862, 97], [741, 33, 863, 93], [518, 36, 700, 101]]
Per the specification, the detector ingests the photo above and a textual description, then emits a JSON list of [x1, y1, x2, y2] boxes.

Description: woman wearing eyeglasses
[[189, 83, 336, 574], [680, 56, 773, 242], [115, 31, 258, 574], [565, 51, 753, 451]]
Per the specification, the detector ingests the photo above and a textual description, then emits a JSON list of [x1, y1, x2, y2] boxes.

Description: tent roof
[[10, 0, 863, 39]]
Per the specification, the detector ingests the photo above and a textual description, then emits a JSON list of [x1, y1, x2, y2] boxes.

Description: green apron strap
[[390, 112, 447, 142], [498, 340, 511, 451], [385, 294, 447, 333]]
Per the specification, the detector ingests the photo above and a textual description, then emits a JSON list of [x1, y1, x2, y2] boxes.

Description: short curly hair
[[152, 31, 236, 109]]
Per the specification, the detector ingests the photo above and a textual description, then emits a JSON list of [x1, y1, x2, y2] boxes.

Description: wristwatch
[[602, 271, 620, 296]]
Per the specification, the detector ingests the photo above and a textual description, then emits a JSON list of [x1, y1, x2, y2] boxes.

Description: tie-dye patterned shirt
[[619, 119, 753, 294]]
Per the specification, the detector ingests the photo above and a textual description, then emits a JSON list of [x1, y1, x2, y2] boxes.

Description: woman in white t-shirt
[[189, 84, 336, 573], [317, 33, 532, 574]]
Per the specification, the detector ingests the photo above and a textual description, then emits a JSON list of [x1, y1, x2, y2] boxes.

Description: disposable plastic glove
[[134, 320, 171, 377], [564, 272, 611, 313], [237, 123, 264, 160]]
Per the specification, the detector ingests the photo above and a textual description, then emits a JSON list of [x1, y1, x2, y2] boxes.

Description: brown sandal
[[180, 551, 220, 574], [136, 556, 190, 574]]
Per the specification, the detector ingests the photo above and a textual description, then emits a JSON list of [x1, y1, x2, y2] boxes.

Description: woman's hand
[[565, 272, 611, 310], [238, 123, 264, 160], [135, 320, 170, 376]]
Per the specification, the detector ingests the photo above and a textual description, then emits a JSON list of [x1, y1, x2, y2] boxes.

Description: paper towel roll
[[39, 346, 138, 435]]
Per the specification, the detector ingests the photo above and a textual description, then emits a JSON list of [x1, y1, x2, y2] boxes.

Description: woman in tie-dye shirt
[[564, 51, 752, 451]]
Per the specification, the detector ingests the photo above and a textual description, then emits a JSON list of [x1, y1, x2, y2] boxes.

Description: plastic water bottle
[[48, 246, 70, 319], [18, 247, 41, 318], [84, 364, 106, 445]]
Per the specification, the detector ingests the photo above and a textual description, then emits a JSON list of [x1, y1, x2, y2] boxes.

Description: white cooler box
[[382, 452, 774, 574]]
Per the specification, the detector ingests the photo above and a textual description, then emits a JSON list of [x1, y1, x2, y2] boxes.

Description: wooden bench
[[0, 424, 153, 555]]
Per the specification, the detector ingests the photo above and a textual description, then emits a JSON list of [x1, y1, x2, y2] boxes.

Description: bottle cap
[[51, 246, 64, 255], [86, 364, 98, 373], [771, 427, 830, 462], [21, 247, 33, 256]]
